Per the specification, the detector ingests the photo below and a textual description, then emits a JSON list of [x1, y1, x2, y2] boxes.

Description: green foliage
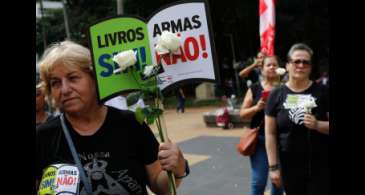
[[36, 0, 117, 54], [134, 106, 163, 125], [134, 107, 145, 124], [126, 91, 142, 106], [36, 9, 66, 54], [141, 86, 159, 100]]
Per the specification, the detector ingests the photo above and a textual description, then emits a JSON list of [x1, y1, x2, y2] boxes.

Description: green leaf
[[151, 108, 163, 117], [140, 87, 156, 100], [134, 107, 145, 124], [147, 86, 159, 93], [142, 107, 155, 125], [146, 115, 155, 125], [142, 107, 152, 115], [126, 91, 142, 106]]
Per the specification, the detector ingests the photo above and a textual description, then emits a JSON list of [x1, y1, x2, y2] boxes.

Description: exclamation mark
[[199, 35, 208, 59]]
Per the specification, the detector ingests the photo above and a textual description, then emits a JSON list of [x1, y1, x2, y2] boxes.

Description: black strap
[[60, 114, 93, 195], [256, 118, 265, 129]]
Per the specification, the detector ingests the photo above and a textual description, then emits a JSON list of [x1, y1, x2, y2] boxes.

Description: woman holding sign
[[36, 41, 189, 195], [265, 43, 329, 195], [239, 55, 283, 195]]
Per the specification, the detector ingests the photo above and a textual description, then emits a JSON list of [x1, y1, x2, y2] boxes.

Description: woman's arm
[[145, 161, 169, 195], [315, 120, 329, 134], [145, 142, 186, 195], [265, 115, 282, 187], [240, 89, 265, 120], [239, 59, 260, 78], [304, 113, 329, 135]]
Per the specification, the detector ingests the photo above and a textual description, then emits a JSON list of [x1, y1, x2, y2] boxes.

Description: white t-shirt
[[105, 96, 146, 112], [129, 98, 146, 112], [105, 96, 128, 110]]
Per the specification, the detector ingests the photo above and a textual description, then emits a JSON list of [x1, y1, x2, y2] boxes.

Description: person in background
[[36, 82, 54, 127], [265, 43, 329, 195], [176, 87, 186, 113], [239, 52, 266, 85], [240, 55, 284, 195], [316, 71, 329, 86]]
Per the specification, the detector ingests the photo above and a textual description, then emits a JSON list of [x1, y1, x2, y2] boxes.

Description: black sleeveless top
[[249, 82, 265, 136]]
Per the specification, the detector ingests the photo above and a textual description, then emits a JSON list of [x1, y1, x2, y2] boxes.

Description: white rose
[[155, 43, 169, 55], [113, 50, 137, 73], [275, 67, 286, 76], [143, 65, 155, 77], [303, 97, 317, 113], [155, 31, 181, 55]]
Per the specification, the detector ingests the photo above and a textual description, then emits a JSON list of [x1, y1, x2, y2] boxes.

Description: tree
[[36, 0, 117, 54], [36, 9, 66, 54], [36, 0, 329, 82]]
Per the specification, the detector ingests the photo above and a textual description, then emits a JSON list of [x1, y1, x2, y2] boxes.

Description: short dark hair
[[287, 43, 313, 60]]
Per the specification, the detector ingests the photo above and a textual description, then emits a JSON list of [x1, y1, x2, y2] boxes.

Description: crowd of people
[[240, 55, 284, 195], [239, 43, 329, 195], [36, 40, 329, 195]]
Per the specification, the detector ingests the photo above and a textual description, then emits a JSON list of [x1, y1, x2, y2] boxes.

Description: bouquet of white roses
[[113, 30, 181, 195]]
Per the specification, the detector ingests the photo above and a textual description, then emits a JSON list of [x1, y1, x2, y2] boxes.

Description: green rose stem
[[154, 78, 177, 195]]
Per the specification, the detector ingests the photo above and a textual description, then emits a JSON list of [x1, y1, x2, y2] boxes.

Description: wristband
[[174, 159, 190, 179], [269, 164, 279, 171]]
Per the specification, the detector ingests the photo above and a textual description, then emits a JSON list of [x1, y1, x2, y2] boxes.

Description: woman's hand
[[269, 170, 282, 188], [255, 99, 266, 112], [158, 142, 185, 177], [254, 57, 263, 67], [146, 141, 186, 194], [303, 113, 318, 130]]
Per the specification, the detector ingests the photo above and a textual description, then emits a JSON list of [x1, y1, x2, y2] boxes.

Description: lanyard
[[60, 114, 93, 195]]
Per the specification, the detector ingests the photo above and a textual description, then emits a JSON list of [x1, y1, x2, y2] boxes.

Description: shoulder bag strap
[[60, 114, 93, 195]]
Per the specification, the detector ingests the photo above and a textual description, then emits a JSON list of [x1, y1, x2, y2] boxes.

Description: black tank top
[[250, 82, 265, 136]]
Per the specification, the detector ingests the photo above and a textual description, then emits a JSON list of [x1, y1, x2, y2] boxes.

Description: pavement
[[148, 106, 278, 195]]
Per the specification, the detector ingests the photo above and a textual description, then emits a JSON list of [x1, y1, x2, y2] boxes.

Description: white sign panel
[[147, 1, 218, 91]]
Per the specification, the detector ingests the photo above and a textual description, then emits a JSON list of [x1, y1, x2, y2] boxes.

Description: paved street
[[149, 106, 275, 195]]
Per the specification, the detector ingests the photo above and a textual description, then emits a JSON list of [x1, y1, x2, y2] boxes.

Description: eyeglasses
[[290, 59, 311, 66]]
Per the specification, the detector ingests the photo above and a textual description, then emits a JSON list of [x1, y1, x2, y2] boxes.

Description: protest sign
[[88, 0, 218, 102]]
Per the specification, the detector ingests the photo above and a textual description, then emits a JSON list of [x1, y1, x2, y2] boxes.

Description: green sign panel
[[89, 17, 154, 102]]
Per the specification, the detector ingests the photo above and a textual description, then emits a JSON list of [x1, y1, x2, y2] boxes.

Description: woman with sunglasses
[[265, 43, 329, 195]]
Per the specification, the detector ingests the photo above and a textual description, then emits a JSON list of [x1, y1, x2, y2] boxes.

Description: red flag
[[259, 0, 276, 56]]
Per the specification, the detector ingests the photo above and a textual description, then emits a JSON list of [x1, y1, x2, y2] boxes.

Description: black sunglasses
[[290, 59, 311, 66]]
